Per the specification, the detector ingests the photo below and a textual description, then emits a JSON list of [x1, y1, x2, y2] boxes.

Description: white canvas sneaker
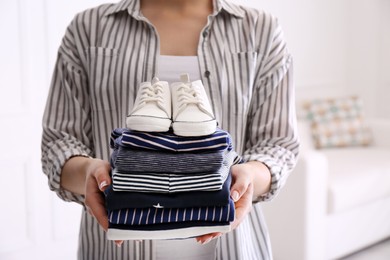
[[171, 74, 217, 136], [126, 77, 171, 132]]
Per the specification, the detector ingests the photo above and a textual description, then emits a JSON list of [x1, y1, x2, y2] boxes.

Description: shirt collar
[[214, 0, 245, 18], [104, 0, 140, 18], [105, 0, 245, 19]]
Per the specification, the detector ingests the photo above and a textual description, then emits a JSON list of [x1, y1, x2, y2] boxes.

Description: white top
[[155, 55, 216, 260], [157, 55, 201, 84], [155, 238, 217, 260]]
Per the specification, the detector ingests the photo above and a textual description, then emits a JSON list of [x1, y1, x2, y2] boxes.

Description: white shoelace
[[176, 83, 214, 118], [134, 83, 167, 113]]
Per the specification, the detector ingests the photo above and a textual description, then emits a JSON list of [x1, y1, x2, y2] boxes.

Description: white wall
[[235, 0, 350, 101], [344, 0, 390, 118], [377, 0, 390, 118], [236, 0, 390, 119], [0, 1, 107, 260]]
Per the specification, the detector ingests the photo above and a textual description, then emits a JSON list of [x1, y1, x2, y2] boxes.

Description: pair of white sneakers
[[126, 74, 217, 137]]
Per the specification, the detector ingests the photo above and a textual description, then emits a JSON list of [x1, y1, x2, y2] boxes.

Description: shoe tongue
[[151, 77, 159, 85], [180, 73, 190, 83]]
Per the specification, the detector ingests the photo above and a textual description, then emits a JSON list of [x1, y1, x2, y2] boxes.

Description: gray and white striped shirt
[[41, 0, 299, 259]]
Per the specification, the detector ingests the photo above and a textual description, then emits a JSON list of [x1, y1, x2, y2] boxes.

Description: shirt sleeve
[[41, 18, 92, 206], [243, 18, 300, 202]]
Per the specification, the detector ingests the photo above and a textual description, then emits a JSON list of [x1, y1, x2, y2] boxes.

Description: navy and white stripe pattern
[[113, 147, 226, 174], [41, 0, 300, 259], [111, 147, 236, 193], [109, 221, 231, 231], [104, 172, 232, 210], [108, 133, 236, 237], [107, 222, 231, 241], [112, 169, 227, 193], [110, 127, 233, 152], [108, 199, 235, 226]]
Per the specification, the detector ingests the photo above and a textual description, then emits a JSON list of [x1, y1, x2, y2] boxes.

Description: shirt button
[[202, 30, 209, 38], [204, 71, 211, 78]]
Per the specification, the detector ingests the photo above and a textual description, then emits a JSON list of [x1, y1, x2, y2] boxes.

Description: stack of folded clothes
[[105, 128, 239, 240]]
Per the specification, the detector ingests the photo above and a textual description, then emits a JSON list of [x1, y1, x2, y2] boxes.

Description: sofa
[[261, 97, 390, 260]]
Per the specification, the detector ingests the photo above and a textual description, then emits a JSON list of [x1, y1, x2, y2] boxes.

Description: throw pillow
[[302, 96, 372, 149]]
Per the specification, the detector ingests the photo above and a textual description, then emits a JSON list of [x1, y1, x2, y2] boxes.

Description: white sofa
[[262, 118, 390, 260]]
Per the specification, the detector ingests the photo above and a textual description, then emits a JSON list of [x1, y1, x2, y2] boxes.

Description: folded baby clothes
[[106, 126, 239, 241], [107, 221, 231, 240], [112, 169, 223, 193], [110, 127, 232, 153], [108, 198, 235, 226], [113, 147, 225, 174], [111, 149, 236, 193], [104, 172, 232, 210]]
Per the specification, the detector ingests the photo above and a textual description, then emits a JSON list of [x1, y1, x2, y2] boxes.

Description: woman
[[41, 0, 299, 259]]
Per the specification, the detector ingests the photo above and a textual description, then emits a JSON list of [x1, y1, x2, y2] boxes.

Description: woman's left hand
[[195, 163, 256, 244]]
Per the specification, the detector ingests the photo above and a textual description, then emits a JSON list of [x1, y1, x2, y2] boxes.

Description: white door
[[0, 1, 107, 259]]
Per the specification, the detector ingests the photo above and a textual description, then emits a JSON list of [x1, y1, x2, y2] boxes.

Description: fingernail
[[99, 181, 108, 190], [231, 190, 239, 202]]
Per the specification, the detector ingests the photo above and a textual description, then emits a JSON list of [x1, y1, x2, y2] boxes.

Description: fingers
[[85, 159, 111, 232], [85, 175, 109, 231], [115, 240, 124, 247], [231, 183, 254, 230], [196, 184, 254, 244], [195, 232, 222, 244], [84, 159, 123, 247], [91, 159, 111, 192], [230, 165, 252, 202]]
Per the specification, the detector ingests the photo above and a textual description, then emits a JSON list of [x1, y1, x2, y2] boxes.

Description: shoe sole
[[172, 119, 217, 137], [126, 116, 171, 132]]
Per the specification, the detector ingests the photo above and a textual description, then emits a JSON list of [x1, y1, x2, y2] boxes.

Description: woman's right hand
[[84, 158, 112, 231], [83, 158, 124, 246], [61, 156, 123, 246]]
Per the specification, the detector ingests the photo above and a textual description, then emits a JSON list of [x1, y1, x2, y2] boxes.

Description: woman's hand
[[62, 157, 123, 246], [83, 158, 124, 247], [195, 161, 270, 244], [84, 158, 111, 230]]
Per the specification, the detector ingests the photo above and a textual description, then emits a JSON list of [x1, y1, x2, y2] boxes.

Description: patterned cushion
[[302, 96, 372, 149]]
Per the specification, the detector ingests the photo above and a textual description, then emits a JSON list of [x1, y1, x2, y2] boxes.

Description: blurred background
[[0, 0, 389, 259]]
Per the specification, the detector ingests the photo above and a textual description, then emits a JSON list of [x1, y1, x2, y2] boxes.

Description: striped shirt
[[111, 147, 236, 193], [104, 172, 232, 209], [110, 127, 233, 152], [108, 199, 235, 226], [113, 147, 225, 174], [41, 0, 299, 259], [107, 222, 232, 241], [112, 169, 228, 193]]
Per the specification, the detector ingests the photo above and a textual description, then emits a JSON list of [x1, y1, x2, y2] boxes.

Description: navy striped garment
[[107, 221, 231, 240], [108, 221, 231, 231], [110, 127, 233, 152], [108, 198, 234, 226], [113, 147, 229, 174], [104, 173, 232, 210], [111, 149, 236, 193], [112, 170, 226, 193]]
